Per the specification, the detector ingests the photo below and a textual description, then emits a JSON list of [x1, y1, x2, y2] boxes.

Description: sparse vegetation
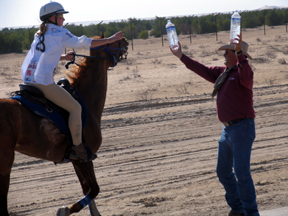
[[137, 88, 154, 101], [265, 51, 277, 59], [265, 77, 276, 86], [278, 58, 286, 64], [253, 57, 270, 64], [151, 58, 162, 65], [182, 44, 189, 50], [177, 84, 189, 94]]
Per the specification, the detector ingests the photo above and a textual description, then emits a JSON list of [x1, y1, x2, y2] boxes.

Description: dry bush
[[268, 45, 282, 52], [177, 84, 189, 94], [265, 77, 276, 86], [151, 58, 162, 65], [119, 76, 130, 83], [126, 60, 133, 65], [256, 38, 261, 42], [167, 63, 177, 68], [182, 44, 189, 50], [176, 80, 193, 94], [132, 66, 141, 78], [283, 49, 288, 55], [200, 51, 212, 58], [265, 51, 277, 59], [119, 66, 141, 83], [183, 50, 193, 57], [137, 89, 153, 101], [278, 58, 286, 65], [274, 35, 287, 43], [137, 85, 158, 101], [252, 57, 270, 64]]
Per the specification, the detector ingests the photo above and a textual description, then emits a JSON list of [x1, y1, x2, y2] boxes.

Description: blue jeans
[[216, 118, 259, 216]]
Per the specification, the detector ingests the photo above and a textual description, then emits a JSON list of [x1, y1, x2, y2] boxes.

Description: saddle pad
[[12, 92, 88, 134], [12, 95, 68, 133]]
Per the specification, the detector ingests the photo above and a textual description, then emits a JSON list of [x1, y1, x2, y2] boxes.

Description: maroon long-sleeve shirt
[[181, 53, 255, 122]]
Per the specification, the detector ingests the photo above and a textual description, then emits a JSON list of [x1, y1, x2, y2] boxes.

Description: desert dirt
[[1, 25, 288, 216]]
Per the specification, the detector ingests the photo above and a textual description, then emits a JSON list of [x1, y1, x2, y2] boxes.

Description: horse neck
[[77, 60, 109, 121]]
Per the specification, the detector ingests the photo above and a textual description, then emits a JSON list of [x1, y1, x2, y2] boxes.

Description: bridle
[[65, 40, 126, 69]]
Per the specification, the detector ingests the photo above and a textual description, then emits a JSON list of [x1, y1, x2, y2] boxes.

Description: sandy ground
[[1, 25, 288, 216]]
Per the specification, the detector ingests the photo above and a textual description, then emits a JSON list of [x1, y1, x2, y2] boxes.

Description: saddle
[[11, 78, 87, 137]]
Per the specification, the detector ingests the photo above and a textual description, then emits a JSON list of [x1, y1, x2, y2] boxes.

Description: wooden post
[[160, 17, 166, 47], [263, 10, 267, 36], [97, 21, 103, 36], [285, 9, 288, 33], [28, 25, 35, 45], [189, 16, 192, 44], [130, 21, 134, 50], [239, 11, 243, 35], [214, 13, 219, 41]]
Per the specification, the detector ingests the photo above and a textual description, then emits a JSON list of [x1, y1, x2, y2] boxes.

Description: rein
[[65, 40, 123, 69]]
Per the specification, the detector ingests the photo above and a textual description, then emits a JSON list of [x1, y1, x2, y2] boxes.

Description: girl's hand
[[109, 31, 124, 43], [65, 51, 74, 61]]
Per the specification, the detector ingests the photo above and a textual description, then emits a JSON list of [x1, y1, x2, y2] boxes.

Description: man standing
[[170, 34, 259, 216]]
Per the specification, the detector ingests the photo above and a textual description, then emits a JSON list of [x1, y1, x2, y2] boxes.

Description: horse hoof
[[56, 206, 70, 216]]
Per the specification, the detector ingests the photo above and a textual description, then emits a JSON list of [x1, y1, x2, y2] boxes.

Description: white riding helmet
[[39, 2, 69, 21]]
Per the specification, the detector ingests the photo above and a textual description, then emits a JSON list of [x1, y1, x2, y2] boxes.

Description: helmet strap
[[54, 13, 58, 26], [46, 13, 58, 26]]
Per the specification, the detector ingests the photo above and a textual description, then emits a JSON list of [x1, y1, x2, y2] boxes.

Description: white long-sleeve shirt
[[21, 24, 92, 85]]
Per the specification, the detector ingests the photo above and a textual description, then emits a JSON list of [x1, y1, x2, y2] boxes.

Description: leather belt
[[222, 117, 252, 127]]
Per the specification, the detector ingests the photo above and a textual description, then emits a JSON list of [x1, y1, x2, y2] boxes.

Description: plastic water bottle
[[166, 20, 179, 50], [230, 11, 241, 43]]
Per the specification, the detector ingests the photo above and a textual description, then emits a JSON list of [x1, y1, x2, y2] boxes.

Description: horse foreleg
[[88, 200, 101, 216], [70, 161, 100, 215], [66, 160, 100, 215]]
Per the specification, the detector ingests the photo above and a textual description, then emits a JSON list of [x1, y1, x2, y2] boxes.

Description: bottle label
[[231, 18, 241, 24], [166, 26, 176, 31]]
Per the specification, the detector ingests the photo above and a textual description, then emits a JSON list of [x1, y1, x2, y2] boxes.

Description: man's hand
[[232, 32, 242, 52], [170, 42, 183, 59]]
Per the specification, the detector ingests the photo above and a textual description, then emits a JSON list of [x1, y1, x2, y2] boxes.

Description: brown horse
[[0, 36, 129, 216]]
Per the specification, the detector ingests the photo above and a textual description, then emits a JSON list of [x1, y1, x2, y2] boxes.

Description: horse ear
[[101, 31, 105, 38]]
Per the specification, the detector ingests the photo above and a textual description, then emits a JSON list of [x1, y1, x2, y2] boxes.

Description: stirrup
[[68, 143, 97, 163]]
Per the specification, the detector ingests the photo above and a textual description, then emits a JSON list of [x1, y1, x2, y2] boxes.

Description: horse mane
[[65, 35, 103, 88]]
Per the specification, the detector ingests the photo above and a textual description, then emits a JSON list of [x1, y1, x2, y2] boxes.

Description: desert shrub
[[265, 77, 276, 85], [265, 51, 277, 59], [253, 57, 269, 64], [182, 44, 189, 50], [278, 58, 286, 64], [138, 30, 149, 39], [151, 58, 162, 64], [183, 50, 193, 57], [283, 49, 288, 55]]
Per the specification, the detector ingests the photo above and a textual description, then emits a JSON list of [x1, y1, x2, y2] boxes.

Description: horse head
[[90, 34, 129, 67]]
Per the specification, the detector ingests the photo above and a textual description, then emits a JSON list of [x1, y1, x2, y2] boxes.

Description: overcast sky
[[0, 0, 287, 29]]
